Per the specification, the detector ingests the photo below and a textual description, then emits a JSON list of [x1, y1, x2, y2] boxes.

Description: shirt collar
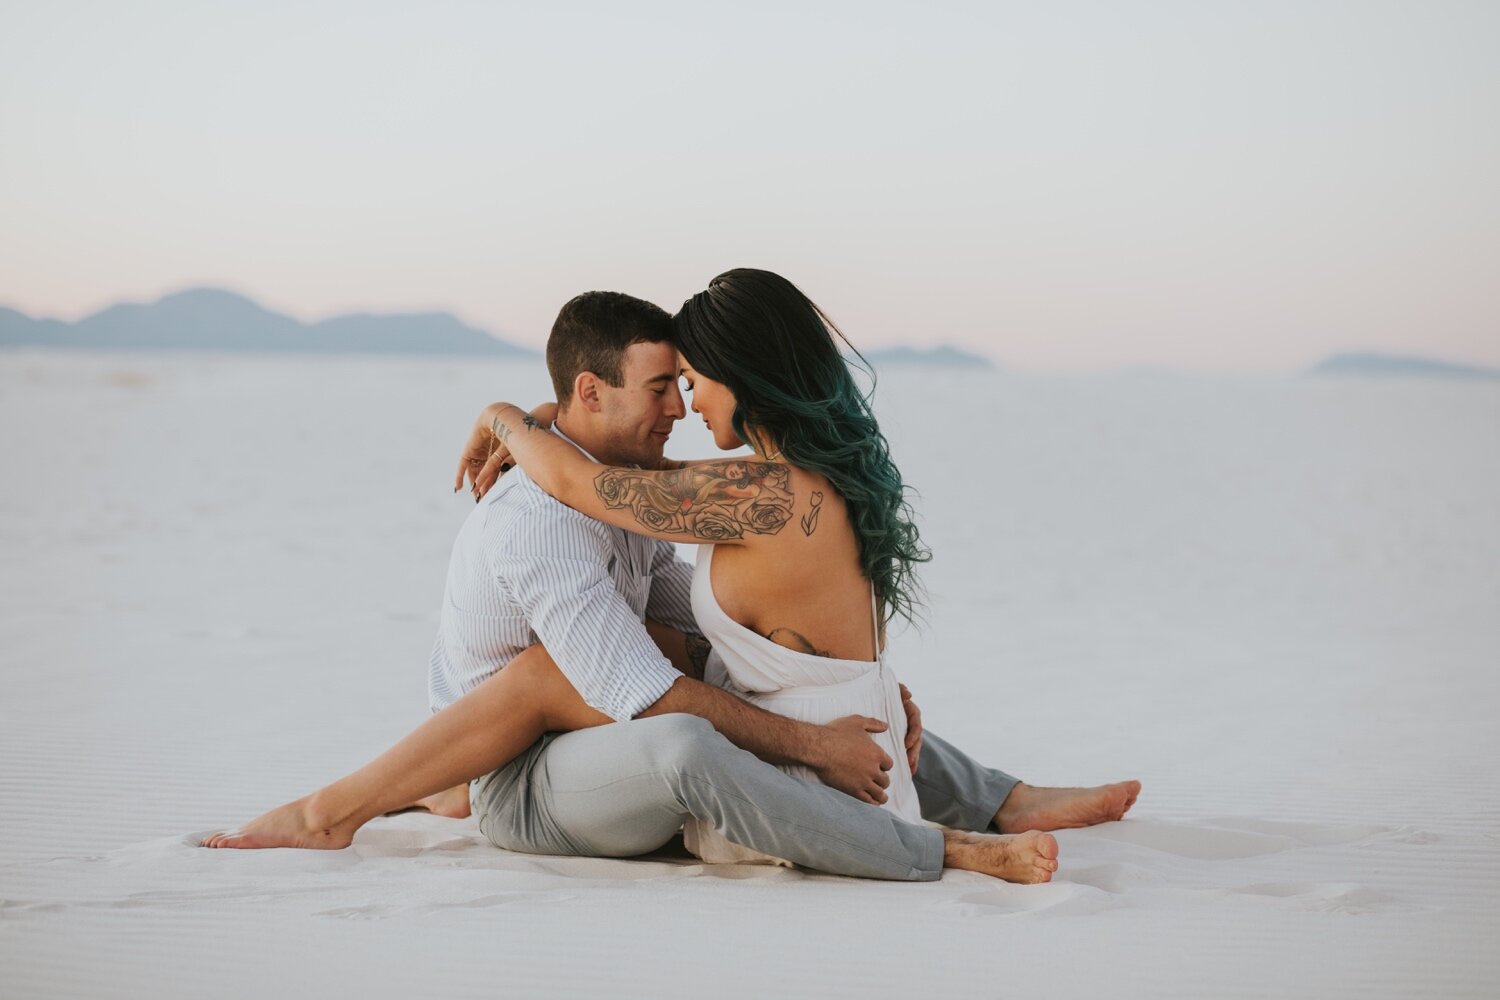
[[550, 422, 602, 464]]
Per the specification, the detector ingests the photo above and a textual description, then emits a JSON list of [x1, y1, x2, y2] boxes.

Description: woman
[[481, 268, 930, 864], [203, 270, 1066, 883]]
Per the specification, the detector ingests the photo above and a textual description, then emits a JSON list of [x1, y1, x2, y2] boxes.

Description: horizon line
[[5, 282, 1499, 377]]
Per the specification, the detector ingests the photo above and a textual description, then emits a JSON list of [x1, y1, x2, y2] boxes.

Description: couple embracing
[[204, 269, 1139, 884]]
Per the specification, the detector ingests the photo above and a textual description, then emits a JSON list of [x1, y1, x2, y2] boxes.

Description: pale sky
[[2, 1, 1496, 370]]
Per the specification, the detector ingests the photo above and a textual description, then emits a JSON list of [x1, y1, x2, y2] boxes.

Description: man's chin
[[620, 444, 668, 469], [644, 434, 673, 466]]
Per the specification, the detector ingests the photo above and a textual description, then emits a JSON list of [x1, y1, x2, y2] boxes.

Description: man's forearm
[[637, 676, 824, 769]]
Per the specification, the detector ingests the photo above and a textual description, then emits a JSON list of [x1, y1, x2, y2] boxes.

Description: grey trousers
[[470, 713, 1019, 882]]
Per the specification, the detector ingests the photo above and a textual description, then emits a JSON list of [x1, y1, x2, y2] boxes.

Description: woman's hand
[[454, 403, 507, 499], [453, 402, 558, 501], [900, 683, 923, 775]]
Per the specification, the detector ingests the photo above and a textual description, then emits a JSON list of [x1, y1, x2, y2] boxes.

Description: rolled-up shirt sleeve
[[645, 541, 700, 636], [493, 501, 680, 722]]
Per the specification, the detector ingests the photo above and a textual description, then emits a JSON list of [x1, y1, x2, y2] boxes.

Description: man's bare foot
[[393, 784, 471, 820], [942, 829, 1059, 884], [994, 780, 1141, 834], [200, 794, 358, 850]]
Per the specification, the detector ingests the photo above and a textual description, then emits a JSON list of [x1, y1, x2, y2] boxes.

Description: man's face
[[594, 340, 685, 467]]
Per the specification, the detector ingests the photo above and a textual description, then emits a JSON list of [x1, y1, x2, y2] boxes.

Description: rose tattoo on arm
[[593, 462, 794, 540]]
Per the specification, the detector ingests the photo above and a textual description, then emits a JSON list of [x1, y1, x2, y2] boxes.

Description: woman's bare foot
[[994, 780, 1141, 834], [942, 829, 1059, 884], [200, 794, 359, 850], [403, 784, 472, 819]]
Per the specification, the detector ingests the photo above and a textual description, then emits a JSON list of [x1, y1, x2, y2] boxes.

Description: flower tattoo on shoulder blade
[[800, 491, 824, 536]]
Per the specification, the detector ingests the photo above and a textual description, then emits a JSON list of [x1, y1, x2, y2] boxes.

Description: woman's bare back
[[708, 466, 880, 662]]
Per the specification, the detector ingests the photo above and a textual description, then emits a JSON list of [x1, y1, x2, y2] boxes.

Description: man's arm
[[498, 503, 893, 803], [638, 543, 890, 799], [639, 618, 890, 801], [639, 675, 893, 805], [496, 502, 684, 723]]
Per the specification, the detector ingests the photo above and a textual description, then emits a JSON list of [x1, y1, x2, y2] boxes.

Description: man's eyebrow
[[643, 372, 674, 385]]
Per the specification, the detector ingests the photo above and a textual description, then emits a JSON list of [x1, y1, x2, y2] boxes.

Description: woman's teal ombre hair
[[673, 268, 931, 628]]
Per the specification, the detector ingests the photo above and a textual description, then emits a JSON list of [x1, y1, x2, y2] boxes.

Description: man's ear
[[574, 372, 604, 412]]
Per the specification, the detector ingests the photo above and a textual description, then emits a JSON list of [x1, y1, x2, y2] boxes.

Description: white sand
[[1, 352, 1497, 998]]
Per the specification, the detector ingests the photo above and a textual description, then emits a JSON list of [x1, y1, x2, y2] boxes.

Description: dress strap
[[869, 584, 882, 664]]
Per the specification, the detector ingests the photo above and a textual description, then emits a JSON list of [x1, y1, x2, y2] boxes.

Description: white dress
[[682, 545, 922, 866]]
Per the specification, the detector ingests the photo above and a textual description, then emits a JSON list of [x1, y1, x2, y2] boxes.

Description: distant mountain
[[861, 345, 995, 369], [1309, 352, 1499, 380], [0, 288, 537, 357], [4, 289, 1009, 366]]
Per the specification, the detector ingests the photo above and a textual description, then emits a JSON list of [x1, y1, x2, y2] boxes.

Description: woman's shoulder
[[778, 464, 847, 541]]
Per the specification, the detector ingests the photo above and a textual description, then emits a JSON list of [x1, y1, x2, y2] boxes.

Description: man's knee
[[634, 713, 729, 773]]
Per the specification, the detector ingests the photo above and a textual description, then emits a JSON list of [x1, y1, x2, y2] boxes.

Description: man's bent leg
[[913, 729, 1021, 831], [474, 715, 944, 881]]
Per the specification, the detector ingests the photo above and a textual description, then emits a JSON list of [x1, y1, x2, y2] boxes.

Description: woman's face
[[678, 358, 742, 451]]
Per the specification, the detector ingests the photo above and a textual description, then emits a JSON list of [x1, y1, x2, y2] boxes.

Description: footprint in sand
[[1204, 817, 1393, 847], [1233, 882, 1396, 914], [931, 881, 1116, 917], [1064, 862, 1171, 894], [1382, 826, 1439, 845], [1081, 818, 1394, 859], [315, 890, 582, 920], [1081, 819, 1299, 859]]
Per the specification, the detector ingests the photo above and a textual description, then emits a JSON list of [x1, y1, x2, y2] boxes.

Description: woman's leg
[[201, 645, 612, 849], [402, 783, 473, 819]]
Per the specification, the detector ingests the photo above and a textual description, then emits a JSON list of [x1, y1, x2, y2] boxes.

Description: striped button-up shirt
[[427, 435, 697, 721]]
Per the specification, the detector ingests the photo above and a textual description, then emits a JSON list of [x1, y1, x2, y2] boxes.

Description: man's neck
[[554, 410, 613, 465]]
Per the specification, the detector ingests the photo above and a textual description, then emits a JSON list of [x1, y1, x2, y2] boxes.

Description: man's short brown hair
[[546, 291, 674, 406]]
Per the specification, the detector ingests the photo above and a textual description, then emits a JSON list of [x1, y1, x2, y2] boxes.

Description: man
[[433, 291, 1138, 881]]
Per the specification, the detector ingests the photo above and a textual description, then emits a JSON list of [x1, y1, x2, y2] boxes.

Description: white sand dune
[[2, 353, 1497, 998]]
